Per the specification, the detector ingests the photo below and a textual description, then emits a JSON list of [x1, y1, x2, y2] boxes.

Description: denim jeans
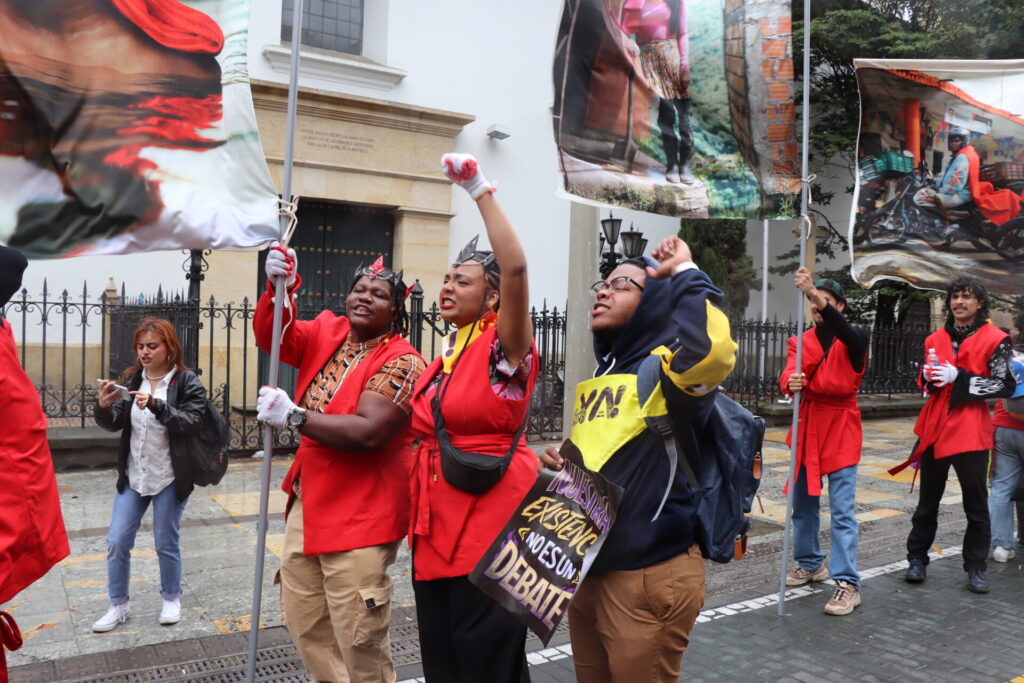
[[792, 464, 860, 587], [989, 427, 1024, 550], [107, 483, 188, 604]]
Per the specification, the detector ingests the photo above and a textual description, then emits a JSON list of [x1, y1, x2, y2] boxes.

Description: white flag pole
[[246, 0, 304, 679], [776, 0, 812, 617]]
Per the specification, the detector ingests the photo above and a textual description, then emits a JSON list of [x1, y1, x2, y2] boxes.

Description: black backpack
[[183, 399, 229, 487], [637, 355, 764, 563]]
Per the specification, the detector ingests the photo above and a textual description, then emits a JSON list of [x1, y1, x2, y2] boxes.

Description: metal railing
[[724, 318, 930, 409], [2, 281, 568, 449], [2, 280, 929, 449]]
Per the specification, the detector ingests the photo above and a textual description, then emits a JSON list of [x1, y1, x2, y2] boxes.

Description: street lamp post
[[599, 212, 648, 278]]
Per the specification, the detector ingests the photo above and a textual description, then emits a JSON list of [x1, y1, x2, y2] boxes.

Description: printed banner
[[0, 0, 279, 258], [469, 439, 622, 645], [850, 59, 1024, 295], [552, 0, 798, 219]]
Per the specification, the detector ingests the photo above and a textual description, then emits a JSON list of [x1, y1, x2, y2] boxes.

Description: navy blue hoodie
[[588, 263, 736, 574]]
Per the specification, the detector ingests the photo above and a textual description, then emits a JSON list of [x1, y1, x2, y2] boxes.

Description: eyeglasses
[[590, 276, 645, 294]]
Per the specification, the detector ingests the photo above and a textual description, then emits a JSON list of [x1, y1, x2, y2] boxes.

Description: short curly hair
[[945, 277, 990, 326]]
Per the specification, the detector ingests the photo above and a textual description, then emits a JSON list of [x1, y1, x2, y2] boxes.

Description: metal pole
[[759, 219, 768, 379], [246, 0, 304, 678], [777, 0, 811, 617]]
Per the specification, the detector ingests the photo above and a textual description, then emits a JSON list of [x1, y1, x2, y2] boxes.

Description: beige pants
[[568, 544, 706, 683], [280, 497, 399, 683]]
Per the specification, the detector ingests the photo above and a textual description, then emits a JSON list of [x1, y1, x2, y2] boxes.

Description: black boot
[[904, 558, 927, 583], [967, 568, 989, 593]]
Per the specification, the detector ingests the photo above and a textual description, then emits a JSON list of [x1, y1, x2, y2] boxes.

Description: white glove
[[265, 242, 297, 287], [257, 386, 295, 428], [925, 361, 959, 387], [441, 153, 494, 200]]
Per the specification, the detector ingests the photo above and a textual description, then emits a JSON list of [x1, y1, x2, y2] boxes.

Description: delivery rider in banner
[[540, 235, 736, 683]]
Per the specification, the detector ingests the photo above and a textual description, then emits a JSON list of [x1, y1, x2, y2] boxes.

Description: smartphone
[[97, 379, 131, 401]]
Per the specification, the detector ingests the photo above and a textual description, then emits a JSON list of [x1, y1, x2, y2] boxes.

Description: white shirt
[[127, 367, 177, 496]]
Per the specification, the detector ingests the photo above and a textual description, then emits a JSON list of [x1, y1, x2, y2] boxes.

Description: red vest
[[780, 329, 865, 495], [254, 288, 421, 555], [895, 323, 1007, 473], [993, 400, 1024, 431], [408, 326, 539, 581], [0, 320, 70, 604]]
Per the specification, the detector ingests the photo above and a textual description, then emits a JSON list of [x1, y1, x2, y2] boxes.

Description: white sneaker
[[92, 603, 129, 632], [992, 546, 1015, 563], [159, 598, 181, 625]]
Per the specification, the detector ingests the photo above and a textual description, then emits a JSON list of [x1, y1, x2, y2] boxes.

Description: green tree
[[678, 218, 758, 318], [779, 0, 1024, 325]]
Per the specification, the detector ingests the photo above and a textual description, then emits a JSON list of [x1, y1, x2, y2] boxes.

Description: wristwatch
[[286, 406, 308, 429]]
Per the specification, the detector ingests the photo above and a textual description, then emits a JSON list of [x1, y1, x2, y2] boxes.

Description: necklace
[[146, 371, 168, 381]]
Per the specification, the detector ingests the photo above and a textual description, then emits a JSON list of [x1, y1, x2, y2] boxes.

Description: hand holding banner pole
[[777, 0, 812, 618], [246, 0, 304, 679]]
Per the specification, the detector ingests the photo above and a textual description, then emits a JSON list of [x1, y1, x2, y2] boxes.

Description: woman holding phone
[[92, 317, 207, 632], [408, 153, 538, 682]]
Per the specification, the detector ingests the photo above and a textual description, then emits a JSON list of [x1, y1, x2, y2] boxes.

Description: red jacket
[[0, 320, 70, 604], [409, 326, 539, 581], [254, 283, 421, 555], [780, 329, 865, 495], [891, 323, 1007, 475]]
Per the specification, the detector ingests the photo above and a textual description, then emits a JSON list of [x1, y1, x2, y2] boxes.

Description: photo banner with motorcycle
[[850, 59, 1024, 296]]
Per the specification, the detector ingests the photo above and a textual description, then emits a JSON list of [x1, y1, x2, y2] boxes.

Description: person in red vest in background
[[0, 245, 70, 676], [254, 253, 424, 683], [987, 341, 1024, 563], [893, 277, 1015, 593], [780, 268, 868, 616]]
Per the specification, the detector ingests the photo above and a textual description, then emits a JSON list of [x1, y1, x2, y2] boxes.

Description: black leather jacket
[[94, 369, 207, 501]]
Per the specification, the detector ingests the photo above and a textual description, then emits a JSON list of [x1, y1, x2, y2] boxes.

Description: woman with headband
[[408, 153, 538, 682]]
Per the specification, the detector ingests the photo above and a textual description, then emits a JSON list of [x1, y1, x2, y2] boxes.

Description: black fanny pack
[[430, 376, 528, 495]]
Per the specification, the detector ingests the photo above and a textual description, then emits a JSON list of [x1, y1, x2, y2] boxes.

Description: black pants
[[413, 573, 530, 683], [657, 97, 693, 172], [906, 448, 991, 571]]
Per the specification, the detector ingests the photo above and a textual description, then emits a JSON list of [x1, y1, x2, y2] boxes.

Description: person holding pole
[[254, 253, 424, 682], [539, 236, 736, 682], [892, 277, 1014, 593], [407, 153, 538, 682], [780, 268, 867, 616]]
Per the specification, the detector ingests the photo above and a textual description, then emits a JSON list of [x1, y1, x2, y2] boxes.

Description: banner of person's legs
[[850, 59, 1024, 295], [0, 0, 279, 258], [553, 0, 798, 219]]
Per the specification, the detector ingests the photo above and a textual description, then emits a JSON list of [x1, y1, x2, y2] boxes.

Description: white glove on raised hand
[[441, 153, 494, 200], [257, 386, 295, 428], [925, 361, 959, 387], [265, 242, 297, 287]]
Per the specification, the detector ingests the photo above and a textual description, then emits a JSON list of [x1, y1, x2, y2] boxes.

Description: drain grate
[[65, 646, 309, 683]]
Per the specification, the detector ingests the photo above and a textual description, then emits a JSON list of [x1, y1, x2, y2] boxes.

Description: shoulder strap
[[637, 355, 691, 522]]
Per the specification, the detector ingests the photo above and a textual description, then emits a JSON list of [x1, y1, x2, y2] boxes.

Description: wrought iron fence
[[1, 281, 567, 451], [723, 318, 931, 409], [2, 279, 931, 450]]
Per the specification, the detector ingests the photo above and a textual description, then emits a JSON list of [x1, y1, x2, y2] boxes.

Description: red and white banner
[[0, 0, 278, 258]]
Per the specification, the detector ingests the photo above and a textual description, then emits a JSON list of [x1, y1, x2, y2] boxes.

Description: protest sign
[[469, 439, 622, 644]]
